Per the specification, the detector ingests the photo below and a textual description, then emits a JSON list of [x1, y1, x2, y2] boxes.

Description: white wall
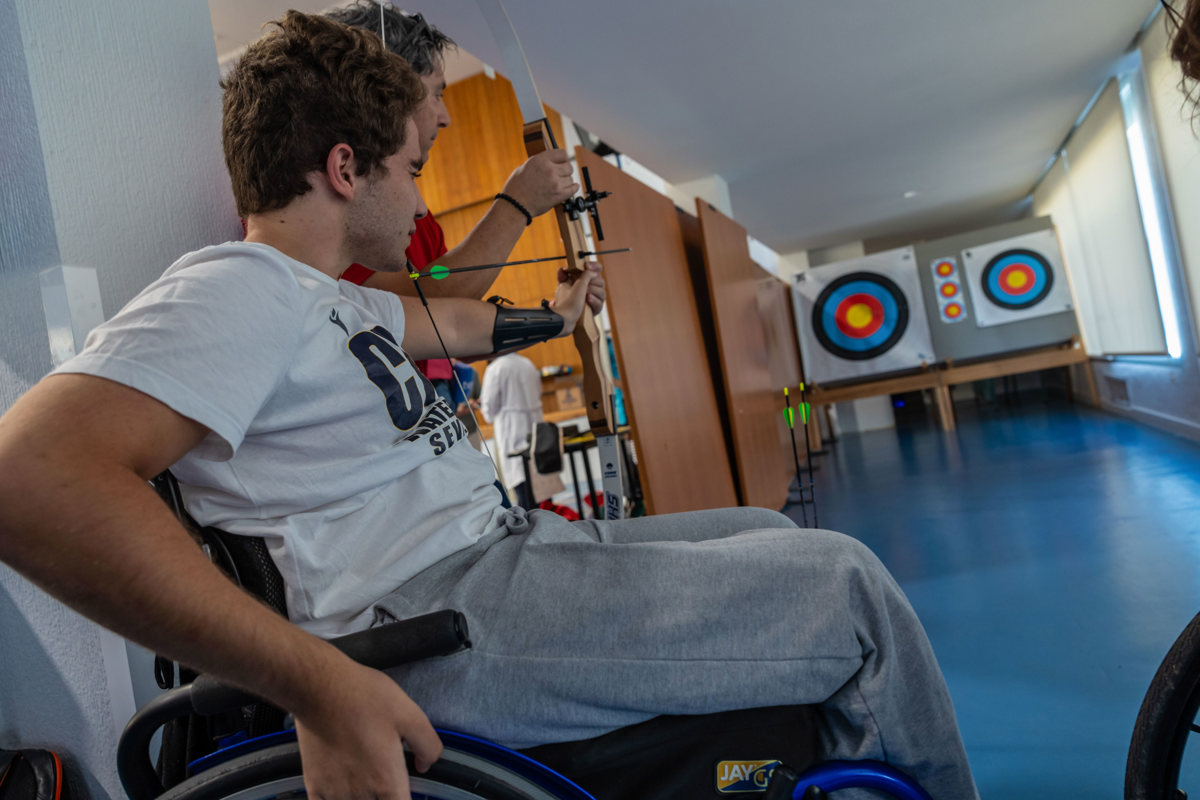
[[670, 174, 731, 218], [0, 0, 236, 795], [1082, 15, 1200, 440], [807, 240, 866, 267], [1032, 79, 1166, 356], [774, 250, 811, 283]]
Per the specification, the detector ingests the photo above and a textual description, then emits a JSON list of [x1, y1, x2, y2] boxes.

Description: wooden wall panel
[[676, 207, 739, 493], [757, 278, 802, 391], [418, 72, 580, 399], [420, 73, 565, 215], [577, 149, 738, 514], [695, 201, 795, 510]]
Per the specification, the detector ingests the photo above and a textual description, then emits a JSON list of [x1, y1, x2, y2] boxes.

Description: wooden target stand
[[803, 337, 1098, 449]]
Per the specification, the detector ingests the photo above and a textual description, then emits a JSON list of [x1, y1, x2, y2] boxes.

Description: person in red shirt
[[328, 1, 579, 391]]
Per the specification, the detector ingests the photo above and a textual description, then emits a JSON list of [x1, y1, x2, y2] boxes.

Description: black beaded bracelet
[[494, 192, 533, 226]]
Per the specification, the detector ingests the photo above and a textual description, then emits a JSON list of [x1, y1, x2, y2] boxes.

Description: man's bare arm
[[0, 374, 441, 799], [400, 262, 604, 361], [363, 149, 578, 300]]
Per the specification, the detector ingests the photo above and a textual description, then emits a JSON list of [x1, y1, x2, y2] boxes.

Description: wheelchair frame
[[124, 473, 933, 799], [118, 609, 932, 800]]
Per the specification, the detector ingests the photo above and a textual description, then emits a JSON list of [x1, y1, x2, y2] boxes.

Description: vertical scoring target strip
[[929, 256, 968, 324]]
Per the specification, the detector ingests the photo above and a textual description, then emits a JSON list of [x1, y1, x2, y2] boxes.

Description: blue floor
[[781, 393, 1200, 798]]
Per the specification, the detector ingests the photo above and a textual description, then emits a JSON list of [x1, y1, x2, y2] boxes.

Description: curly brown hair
[[220, 10, 426, 217], [1166, 0, 1200, 121]]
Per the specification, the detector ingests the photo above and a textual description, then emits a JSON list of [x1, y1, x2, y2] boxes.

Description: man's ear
[[325, 143, 358, 200]]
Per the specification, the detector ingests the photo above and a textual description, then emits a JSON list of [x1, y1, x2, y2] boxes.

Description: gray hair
[[324, 1, 455, 76]]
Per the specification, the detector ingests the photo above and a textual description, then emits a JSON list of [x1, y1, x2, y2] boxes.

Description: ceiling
[[207, 0, 1161, 257]]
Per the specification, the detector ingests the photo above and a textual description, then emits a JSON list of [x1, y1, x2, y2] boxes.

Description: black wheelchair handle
[[190, 609, 471, 715]]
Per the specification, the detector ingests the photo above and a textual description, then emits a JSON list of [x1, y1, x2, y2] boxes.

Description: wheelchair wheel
[[1126, 611, 1200, 799], [158, 738, 593, 800]]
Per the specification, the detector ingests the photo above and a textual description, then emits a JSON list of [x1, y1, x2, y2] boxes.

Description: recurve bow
[[475, 0, 625, 520]]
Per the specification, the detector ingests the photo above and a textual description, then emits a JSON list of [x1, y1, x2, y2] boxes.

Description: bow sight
[[562, 166, 612, 241]]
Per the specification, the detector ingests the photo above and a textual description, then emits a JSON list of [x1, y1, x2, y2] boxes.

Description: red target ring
[[834, 293, 885, 339], [981, 249, 1054, 309], [997, 263, 1036, 296], [812, 272, 909, 361]]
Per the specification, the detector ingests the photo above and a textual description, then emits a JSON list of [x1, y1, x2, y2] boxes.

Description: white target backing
[[792, 247, 934, 384], [962, 229, 1073, 328]]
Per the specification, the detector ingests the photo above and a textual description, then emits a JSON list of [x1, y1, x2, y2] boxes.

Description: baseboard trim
[[1099, 400, 1200, 444]]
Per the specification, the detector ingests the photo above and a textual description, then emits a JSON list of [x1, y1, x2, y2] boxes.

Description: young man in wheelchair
[[0, 11, 977, 800]]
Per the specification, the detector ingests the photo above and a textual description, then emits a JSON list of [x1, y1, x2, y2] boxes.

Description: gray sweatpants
[[378, 507, 978, 800]]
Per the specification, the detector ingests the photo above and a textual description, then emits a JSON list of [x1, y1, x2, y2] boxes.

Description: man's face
[[413, 60, 450, 156], [349, 118, 428, 272]]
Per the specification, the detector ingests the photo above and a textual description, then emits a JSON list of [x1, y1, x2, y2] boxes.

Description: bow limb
[[476, 1, 624, 518]]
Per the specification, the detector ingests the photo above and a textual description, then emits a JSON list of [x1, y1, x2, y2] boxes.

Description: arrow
[[409, 247, 631, 280]]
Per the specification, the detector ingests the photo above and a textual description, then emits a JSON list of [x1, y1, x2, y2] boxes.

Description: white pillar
[[1, 1, 236, 795]]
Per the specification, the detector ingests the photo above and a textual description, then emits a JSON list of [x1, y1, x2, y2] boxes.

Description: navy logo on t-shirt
[[405, 399, 470, 455], [347, 325, 437, 432], [344, 324, 468, 454], [328, 309, 349, 336]]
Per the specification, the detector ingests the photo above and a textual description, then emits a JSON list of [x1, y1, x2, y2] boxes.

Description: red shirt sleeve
[[407, 214, 452, 379], [340, 262, 375, 284], [406, 211, 448, 270]]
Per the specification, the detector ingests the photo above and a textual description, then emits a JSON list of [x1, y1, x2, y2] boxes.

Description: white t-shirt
[[57, 242, 506, 636]]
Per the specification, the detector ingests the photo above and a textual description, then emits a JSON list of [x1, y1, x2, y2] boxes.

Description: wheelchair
[[117, 474, 934, 800], [1125, 609, 1200, 798]]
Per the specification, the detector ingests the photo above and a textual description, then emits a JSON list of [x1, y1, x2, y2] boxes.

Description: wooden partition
[[422, 72, 742, 512], [421, 72, 583, 403], [576, 149, 738, 514], [694, 202, 799, 509], [756, 275, 807, 486], [675, 208, 737, 491]]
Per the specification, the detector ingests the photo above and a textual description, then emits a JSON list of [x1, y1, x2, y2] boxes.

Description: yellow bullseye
[[1005, 271, 1029, 290], [845, 303, 874, 329]]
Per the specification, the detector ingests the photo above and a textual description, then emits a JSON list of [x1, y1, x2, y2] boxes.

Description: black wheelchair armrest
[[190, 610, 470, 714], [118, 610, 470, 800]]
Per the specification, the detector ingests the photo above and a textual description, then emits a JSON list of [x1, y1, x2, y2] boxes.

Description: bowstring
[[407, 265, 505, 490], [371, 9, 506, 493]]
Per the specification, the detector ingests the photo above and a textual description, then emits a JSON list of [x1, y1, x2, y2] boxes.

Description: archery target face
[[962, 229, 1072, 328], [792, 247, 934, 384], [812, 272, 908, 360], [929, 256, 969, 324]]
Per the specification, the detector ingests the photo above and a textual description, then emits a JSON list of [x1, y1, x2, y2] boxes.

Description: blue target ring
[[980, 249, 1053, 310], [812, 272, 909, 361]]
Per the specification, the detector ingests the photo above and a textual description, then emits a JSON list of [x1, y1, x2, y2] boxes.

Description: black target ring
[[980, 248, 1054, 310], [811, 271, 910, 361]]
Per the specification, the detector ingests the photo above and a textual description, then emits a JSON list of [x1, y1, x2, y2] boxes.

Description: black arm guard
[[492, 300, 565, 353]]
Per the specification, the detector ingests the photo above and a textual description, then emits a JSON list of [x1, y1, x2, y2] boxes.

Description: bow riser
[[522, 120, 614, 439], [479, 0, 625, 518]]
